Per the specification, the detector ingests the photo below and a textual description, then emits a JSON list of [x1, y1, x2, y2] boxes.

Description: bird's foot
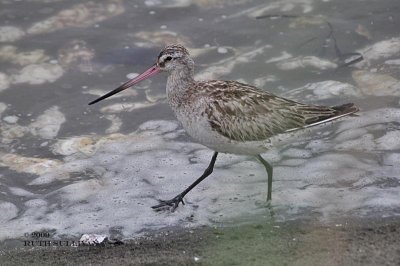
[[152, 194, 185, 212], [265, 198, 272, 207]]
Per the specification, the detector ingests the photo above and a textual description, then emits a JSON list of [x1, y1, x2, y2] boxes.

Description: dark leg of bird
[[257, 154, 273, 202], [152, 152, 219, 211]]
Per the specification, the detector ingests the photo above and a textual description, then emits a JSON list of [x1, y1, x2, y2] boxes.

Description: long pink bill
[[88, 64, 160, 105]]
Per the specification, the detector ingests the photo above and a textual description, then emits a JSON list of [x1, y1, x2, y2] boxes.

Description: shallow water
[[0, 0, 399, 242]]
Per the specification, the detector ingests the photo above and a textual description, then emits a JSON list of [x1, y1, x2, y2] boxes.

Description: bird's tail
[[300, 102, 359, 129], [280, 102, 359, 134], [331, 103, 359, 117]]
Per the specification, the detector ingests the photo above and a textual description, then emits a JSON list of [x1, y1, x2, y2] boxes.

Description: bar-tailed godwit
[[89, 44, 358, 211]]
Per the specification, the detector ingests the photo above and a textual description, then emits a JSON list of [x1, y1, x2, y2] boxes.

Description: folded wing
[[200, 81, 358, 142]]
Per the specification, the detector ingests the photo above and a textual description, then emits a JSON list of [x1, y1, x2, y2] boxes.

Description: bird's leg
[[152, 152, 219, 211], [256, 155, 273, 203]]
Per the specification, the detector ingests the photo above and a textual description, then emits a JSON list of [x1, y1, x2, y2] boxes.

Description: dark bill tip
[[88, 64, 160, 105], [88, 86, 126, 105]]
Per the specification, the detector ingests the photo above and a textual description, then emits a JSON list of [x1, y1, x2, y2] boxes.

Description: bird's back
[[179, 80, 358, 143]]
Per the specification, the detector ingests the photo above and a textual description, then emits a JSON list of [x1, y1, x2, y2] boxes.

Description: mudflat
[[1, 217, 399, 266]]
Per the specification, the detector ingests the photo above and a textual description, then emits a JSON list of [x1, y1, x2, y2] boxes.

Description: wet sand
[[1, 217, 399, 265]]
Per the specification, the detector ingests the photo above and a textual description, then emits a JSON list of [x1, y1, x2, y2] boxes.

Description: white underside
[[175, 110, 327, 155], [175, 111, 275, 155]]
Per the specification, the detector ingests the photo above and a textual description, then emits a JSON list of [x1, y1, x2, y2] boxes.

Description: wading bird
[[89, 44, 358, 211]]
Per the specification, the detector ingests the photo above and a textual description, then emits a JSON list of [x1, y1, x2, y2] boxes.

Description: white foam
[[100, 101, 156, 113], [383, 153, 400, 165], [0, 26, 25, 42], [217, 47, 228, 54], [1, 112, 399, 240], [1, 0, 400, 244], [29, 106, 66, 139], [105, 115, 122, 134], [247, 0, 314, 18], [304, 81, 359, 98], [276, 56, 337, 70], [375, 131, 400, 150], [253, 75, 278, 87], [84, 89, 139, 98], [265, 51, 292, 63], [337, 108, 400, 132], [24, 199, 47, 208], [324, 109, 400, 152], [0, 123, 27, 144], [334, 133, 375, 151], [26, 1, 125, 35], [126, 73, 139, 79], [0, 202, 18, 223], [281, 148, 312, 158], [12, 63, 64, 85], [53, 136, 100, 156], [286, 80, 360, 101], [277, 153, 374, 185], [145, 88, 166, 102], [356, 37, 400, 67], [352, 70, 400, 96], [0, 72, 10, 92], [53, 179, 105, 203], [0, 152, 63, 176], [138, 120, 179, 133], [145, 0, 193, 8], [195, 44, 272, 80], [3, 115, 18, 124], [0, 45, 50, 66], [334, 128, 368, 142], [8, 187, 36, 197], [0, 102, 7, 118], [385, 58, 400, 65]]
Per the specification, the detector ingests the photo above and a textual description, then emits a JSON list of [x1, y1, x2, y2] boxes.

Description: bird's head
[[156, 44, 193, 73], [88, 44, 192, 105]]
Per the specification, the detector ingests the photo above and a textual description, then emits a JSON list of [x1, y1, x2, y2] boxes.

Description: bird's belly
[[175, 112, 272, 155]]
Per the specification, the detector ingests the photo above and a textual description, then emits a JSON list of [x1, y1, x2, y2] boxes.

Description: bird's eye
[[165, 56, 173, 62]]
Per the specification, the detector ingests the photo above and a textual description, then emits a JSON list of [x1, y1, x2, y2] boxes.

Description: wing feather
[[199, 80, 357, 142]]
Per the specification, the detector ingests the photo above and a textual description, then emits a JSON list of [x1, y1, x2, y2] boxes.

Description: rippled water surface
[[0, 0, 399, 241]]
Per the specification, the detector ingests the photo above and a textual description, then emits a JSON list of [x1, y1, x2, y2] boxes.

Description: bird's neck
[[166, 66, 195, 107]]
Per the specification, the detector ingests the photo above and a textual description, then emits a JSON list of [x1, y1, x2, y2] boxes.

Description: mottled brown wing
[[200, 81, 357, 142]]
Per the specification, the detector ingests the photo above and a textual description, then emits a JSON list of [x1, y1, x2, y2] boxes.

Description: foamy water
[[0, 0, 399, 241]]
